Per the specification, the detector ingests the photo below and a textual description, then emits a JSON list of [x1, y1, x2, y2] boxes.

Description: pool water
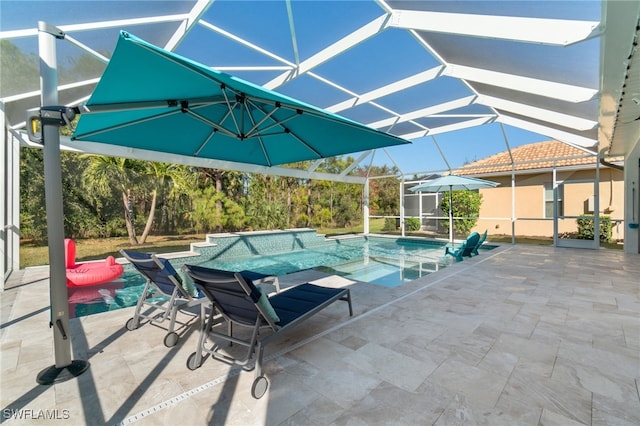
[[69, 237, 451, 317], [68, 274, 157, 319], [201, 237, 449, 287]]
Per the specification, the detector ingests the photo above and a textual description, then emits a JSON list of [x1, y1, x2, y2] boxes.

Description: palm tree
[[82, 155, 197, 244], [139, 162, 194, 243], [81, 155, 143, 245]]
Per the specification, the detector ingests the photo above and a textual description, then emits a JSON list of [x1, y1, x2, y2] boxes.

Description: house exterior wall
[[472, 167, 625, 240]]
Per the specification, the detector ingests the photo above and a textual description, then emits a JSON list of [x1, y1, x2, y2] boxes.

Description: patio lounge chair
[[445, 232, 480, 261], [472, 230, 488, 256], [120, 250, 210, 347], [182, 264, 353, 399]]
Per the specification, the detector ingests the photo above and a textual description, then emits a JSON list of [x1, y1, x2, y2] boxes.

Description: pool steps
[[199, 228, 332, 260], [118, 228, 360, 272]]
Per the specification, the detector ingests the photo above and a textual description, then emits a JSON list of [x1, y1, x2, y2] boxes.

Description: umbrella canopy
[[409, 175, 498, 244], [410, 175, 500, 193], [72, 31, 410, 167]]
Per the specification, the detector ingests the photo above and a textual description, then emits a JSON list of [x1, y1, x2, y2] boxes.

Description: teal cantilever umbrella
[[409, 175, 498, 244], [72, 31, 410, 166]]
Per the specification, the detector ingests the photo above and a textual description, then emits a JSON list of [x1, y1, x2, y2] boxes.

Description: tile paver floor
[[1, 244, 639, 425]]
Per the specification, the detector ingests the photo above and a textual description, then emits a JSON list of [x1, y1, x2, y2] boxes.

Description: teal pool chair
[[472, 230, 488, 256], [445, 232, 480, 261]]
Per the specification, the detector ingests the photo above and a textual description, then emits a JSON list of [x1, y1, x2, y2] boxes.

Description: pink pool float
[[65, 238, 124, 287]]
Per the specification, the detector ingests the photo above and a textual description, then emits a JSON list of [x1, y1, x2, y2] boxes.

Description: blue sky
[[2, 1, 597, 174], [381, 124, 546, 175]]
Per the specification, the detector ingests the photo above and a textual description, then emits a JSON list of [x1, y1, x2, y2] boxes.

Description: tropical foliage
[[438, 190, 482, 237], [405, 217, 421, 231], [20, 148, 401, 244], [576, 214, 613, 242]]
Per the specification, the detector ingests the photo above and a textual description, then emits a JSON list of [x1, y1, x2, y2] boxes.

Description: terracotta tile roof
[[455, 140, 598, 175]]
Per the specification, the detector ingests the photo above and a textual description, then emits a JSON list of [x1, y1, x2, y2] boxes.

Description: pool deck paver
[[1, 243, 639, 425]]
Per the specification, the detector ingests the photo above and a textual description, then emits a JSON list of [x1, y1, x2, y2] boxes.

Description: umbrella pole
[[449, 186, 453, 245], [36, 22, 89, 385]]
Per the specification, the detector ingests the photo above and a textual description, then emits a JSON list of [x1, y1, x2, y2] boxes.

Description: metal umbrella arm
[[74, 93, 324, 166], [26, 106, 80, 144], [79, 96, 225, 113], [74, 95, 307, 140]]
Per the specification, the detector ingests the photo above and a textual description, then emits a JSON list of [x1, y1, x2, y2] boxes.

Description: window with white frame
[[544, 183, 564, 217]]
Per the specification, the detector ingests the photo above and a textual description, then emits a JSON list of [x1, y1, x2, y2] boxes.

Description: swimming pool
[[69, 236, 453, 318], [199, 237, 450, 287]]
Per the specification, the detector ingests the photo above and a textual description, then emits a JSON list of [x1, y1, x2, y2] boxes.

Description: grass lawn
[[20, 234, 205, 268]]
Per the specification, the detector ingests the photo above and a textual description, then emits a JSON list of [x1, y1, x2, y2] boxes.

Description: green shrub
[[105, 217, 128, 238], [439, 191, 482, 237], [576, 215, 612, 242], [382, 217, 397, 231], [312, 207, 332, 228], [295, 213, 309, 228], [405, 217, 421, 231]]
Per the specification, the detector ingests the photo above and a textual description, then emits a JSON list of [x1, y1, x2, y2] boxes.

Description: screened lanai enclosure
[[2, 0, 640, 286]]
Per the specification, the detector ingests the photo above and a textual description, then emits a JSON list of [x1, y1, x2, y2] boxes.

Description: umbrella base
[[37, 360, 90, 385]]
